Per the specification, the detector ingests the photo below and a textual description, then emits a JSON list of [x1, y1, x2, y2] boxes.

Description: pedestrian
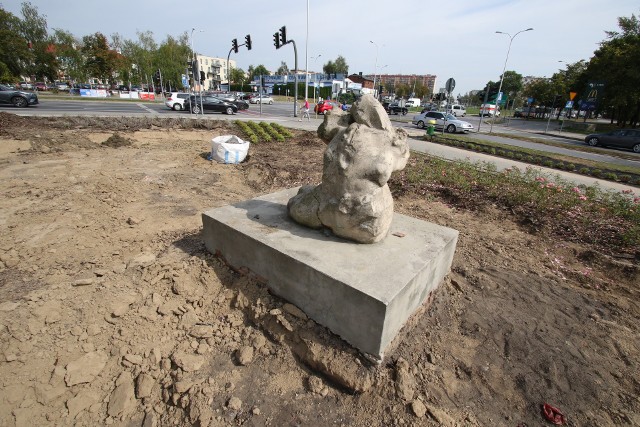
[[299, 98, 310, 121]]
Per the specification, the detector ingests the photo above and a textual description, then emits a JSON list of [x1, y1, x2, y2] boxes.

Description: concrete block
[[202, 188, 458, 359]]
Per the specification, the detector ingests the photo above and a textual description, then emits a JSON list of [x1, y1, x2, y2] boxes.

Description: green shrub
[[579, 167, 590, 175], [543, 160, 554, 167], [604, 172, 618, 181], [490, 148, 496, 155], [619, 175, 631, 183], [555, 162, 565, 170], [514, 153, 523, 160], [592, 169, 602, 177], [497, 149, 506, 156], [566, 163, 575, 171], [466, 143, 475, 150]]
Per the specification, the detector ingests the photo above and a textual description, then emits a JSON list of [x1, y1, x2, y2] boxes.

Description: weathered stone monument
[[287, 95, 409, 243], [202, 95, 458, 359]]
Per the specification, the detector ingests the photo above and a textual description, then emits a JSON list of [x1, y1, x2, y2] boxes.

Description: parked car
[[412, 111, 474, 133], [0, 83, 39, 107], [164, 92, 190, 111], [584, 129, 640, 153], [187, 95, 238, 115], [249, 94, 274, 104], [55, 82, 69, 91], [386, 102, 408, 115], [19, 81, 33, 90], [314, 99, 338, 114], [34, 82, 48, 91]]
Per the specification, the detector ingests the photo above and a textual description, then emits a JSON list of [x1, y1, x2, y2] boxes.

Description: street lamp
[[370, 40, 378, 97], [311, 54, 321, 104], [490, 27, 533, 133]]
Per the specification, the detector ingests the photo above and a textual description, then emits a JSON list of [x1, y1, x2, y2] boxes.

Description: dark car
[[387, 102, 408, 115], [0, 83, 39, 107], [210, 93, 249, 110], [584, 129, 640, 153], [187, 95, 238, 115]]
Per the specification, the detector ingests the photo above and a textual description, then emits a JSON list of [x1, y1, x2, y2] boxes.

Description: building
[[376, 74, 438, 95], [195, 54, 236, 91]]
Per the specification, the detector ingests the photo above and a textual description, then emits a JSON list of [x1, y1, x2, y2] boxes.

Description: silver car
[[412, 111, 474, 133], [249, 94, 274, 104]]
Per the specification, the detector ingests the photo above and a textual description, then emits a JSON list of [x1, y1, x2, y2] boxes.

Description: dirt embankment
[[0, 113, 638, 427]]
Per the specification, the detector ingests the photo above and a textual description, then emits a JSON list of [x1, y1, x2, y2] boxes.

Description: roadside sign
[[569, 91, 576, 101], [445, 78, 455, 93], [497, 92, 503, 102], [181, 74, 188, 87], [565, 101, 573, 108]]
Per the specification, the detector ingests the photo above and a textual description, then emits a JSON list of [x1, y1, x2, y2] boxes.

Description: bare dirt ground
[[0, 112, 638, 427]]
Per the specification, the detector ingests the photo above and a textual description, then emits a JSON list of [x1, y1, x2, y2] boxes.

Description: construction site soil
[[0, 112, 638, 427]]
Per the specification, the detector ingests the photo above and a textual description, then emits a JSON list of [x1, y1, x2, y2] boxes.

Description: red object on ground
[[542, 403, 566, 425]]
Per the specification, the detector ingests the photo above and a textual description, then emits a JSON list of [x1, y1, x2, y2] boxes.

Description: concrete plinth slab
[[202, 188, 458, 359]]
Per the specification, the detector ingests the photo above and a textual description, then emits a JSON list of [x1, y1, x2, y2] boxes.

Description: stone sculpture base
[[202, 188, 458, 359]]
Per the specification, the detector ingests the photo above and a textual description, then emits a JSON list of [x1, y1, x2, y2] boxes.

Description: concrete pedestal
[[202, 188, 458, 359]]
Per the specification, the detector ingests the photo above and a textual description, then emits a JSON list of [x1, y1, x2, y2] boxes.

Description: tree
[[581, 11, 640, 126], [323, 56, 348, 75], [275, 61, 288, 76], [81, 32, 120, 83], [249, 64, 270, 81], [52, 29, 83, 82], [0, 7, 29, 81], [229, 67, 246, 86]]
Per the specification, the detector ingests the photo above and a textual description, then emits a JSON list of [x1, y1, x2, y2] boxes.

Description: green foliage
[[270, 123, 293, 138], [391, 155, 640, 252], [234, 120, 258, 143], [246, 121, 272, 142], [259, 122, 285, 142], [322, 56, 349, 75]]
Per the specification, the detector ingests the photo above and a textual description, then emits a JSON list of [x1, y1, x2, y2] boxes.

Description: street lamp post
[[370, 40, 378, 98], [311, 54, 321, 105], [490, 27, 533, 133]]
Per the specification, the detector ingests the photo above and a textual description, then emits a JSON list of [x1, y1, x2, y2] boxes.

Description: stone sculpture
[[287, 94, 410, 243]]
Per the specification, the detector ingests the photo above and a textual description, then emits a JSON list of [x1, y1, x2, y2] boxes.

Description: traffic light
[[245, 34, 252, 50], [232, 38, 238, 54], [154, 69, 160, 80], [200, 71, 205, 84], [187, 61, 193, 74], [279, 26, 287, 45], [273, 32, 280, 49]]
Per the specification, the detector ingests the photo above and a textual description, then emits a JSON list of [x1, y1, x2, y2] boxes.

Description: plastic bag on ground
[[210, 135, 250, 164]]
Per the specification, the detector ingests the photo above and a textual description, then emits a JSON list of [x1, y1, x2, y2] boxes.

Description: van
[[405, 98, 421, 108], [479, 104, 500, 117], [447, 104, 466, 117]]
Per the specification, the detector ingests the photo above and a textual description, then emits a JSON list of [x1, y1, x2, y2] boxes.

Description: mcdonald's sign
[[581, 81, 605, 111]]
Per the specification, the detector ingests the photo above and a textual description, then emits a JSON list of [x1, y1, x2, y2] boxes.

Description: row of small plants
[[429, 134, 640, 186], [390, 154, 640, 253], [233, 120, 293, 144]]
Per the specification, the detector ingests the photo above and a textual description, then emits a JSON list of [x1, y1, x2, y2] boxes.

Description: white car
[[164, 92, 190, 111], [412, 111, 474, 133], [249, 95, 274, 104]]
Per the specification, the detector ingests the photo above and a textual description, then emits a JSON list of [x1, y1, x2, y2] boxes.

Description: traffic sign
[[445, 78, 455, 93], [565, 101, 573, 108], [569, 91, 576, 101]]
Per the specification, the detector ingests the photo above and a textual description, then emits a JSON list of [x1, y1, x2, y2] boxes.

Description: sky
[[2, 0, 638, 95]]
